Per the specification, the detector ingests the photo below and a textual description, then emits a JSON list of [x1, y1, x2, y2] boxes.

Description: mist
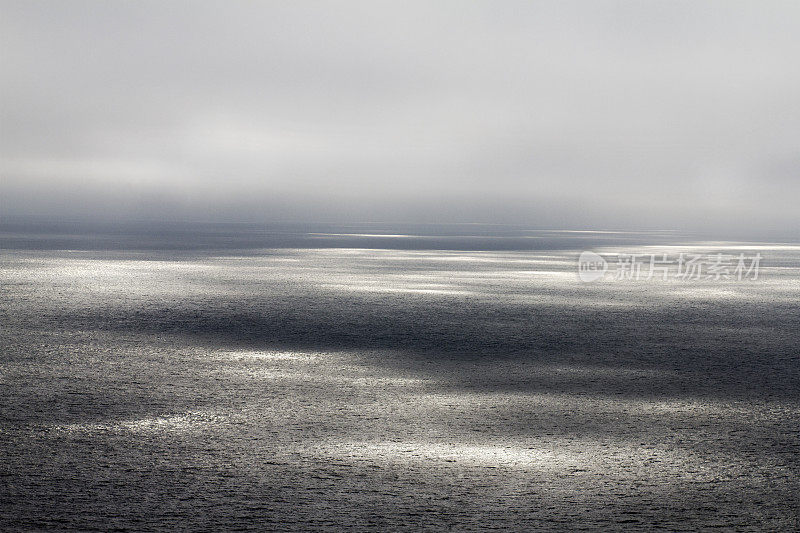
[[2, 1, 799, 238], [4, 4, 800, 530]]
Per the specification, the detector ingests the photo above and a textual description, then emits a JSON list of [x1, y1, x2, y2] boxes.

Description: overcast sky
[[2, 1, 799, 234]]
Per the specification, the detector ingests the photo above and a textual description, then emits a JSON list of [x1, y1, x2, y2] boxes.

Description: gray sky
[[2, 1, 799, 234]]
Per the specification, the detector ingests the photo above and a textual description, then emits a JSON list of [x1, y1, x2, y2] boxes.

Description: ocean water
[[1, 227, 798, 530]]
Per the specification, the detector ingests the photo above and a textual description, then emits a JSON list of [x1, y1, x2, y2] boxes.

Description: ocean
[[1, 225, 798, 530]]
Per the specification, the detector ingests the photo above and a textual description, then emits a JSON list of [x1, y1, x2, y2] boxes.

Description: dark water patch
[[0, 221, 690, 252]]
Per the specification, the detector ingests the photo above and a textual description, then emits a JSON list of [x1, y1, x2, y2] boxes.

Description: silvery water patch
[[578, 252, 762, 282]]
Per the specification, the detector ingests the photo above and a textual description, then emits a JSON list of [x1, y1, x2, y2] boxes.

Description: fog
[[2, 1, 799, 237]]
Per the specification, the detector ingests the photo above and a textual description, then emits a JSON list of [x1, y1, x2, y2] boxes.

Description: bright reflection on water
[[1, 236, 799, 530]]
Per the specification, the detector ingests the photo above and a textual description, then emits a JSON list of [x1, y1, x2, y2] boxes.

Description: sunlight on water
[[307, 441, 585, 469], [2, 238, 799, 530], [221, 350, 320, 361], [52, 410, 224, 434]]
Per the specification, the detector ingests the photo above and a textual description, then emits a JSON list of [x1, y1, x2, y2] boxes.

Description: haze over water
[[1, 224, 798, 530], [3, 2, 800, 529]]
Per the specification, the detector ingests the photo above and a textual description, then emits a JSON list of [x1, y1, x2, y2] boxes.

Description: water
[[1, 227, 798, 530]]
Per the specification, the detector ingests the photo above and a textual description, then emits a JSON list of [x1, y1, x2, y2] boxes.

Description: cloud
[[2, 0, 799, 235]]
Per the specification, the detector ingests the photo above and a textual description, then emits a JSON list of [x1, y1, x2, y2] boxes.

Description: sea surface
[[1, 225, 798, 531]]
